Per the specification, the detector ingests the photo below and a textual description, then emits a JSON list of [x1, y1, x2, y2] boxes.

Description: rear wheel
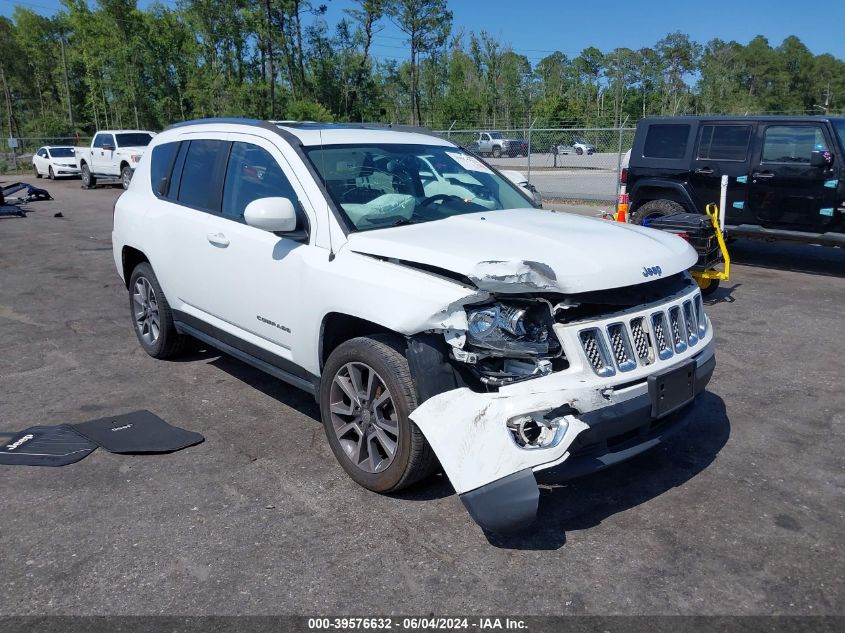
[[320, 335, 437, 493], [630, 199, 685, 226], [492, 146, 502, 158], [81, 163, 96, 189], [121, 165, 133, 190], [576, 147, 584, 155], [128, 262, 191, 359], [33, 165, 42, 179]]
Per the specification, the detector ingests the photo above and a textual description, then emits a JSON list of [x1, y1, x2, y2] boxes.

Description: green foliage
[[1, 0, 844, 142]]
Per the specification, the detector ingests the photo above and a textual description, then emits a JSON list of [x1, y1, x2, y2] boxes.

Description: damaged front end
[[405, 266, 715, 534]]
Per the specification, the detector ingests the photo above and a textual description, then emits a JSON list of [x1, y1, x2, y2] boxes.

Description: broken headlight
[[466, 302, 559, 358]]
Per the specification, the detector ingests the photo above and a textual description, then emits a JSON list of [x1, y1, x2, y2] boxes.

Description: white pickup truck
[[76, 130, 155, 189]]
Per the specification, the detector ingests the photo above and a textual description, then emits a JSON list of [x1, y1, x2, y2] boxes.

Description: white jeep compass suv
[[112, 119, 715, 532]]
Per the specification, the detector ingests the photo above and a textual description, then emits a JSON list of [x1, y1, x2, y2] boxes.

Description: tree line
[[1, 0, 844, 140]]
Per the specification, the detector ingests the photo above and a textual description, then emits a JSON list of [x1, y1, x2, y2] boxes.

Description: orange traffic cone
[[616, 192, 629, 222]]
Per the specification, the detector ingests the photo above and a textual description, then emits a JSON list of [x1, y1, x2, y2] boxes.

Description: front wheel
[[121, 165, 133, 190], [128, 262, 191, 359], [48, 166, 55, 180], [81, 163, 96, 189], [320, 335, 437, 493]]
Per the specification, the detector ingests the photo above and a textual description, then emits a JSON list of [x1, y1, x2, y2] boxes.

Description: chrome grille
[[694, 295, 707, 337], [668, 306, 687, 353], [579, 329, 615, 377], [577, 291, 708, 376], [629, 317, 653, 365], [651, 312, 673, 360], [683, 300, 698, 346], [607, 323, 637, 372]]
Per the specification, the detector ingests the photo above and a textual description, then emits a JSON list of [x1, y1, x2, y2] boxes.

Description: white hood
[[344, 208, 697, 294]]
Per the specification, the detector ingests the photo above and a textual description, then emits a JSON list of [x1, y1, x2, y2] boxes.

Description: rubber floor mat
[[0, 425, 97, 466], [71, 410, 204, 454]]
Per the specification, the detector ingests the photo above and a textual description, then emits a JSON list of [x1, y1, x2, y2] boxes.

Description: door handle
[[694, 167, 714, 175], [206, 232, 230, 247], [752, 171, 775, 180]]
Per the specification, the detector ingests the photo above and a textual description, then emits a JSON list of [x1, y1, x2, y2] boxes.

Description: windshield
[[49, 147, 74, 158], [115, 133, 153, 147], [833, 119, 845, 152], [305, 144, 533, 231]]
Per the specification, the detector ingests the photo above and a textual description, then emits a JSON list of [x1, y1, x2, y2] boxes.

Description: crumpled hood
[[344, 208, 697, 294]]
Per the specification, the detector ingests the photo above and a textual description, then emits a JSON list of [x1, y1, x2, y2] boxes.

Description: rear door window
[[643, 124, 690, 159], [177, 140, 227, 211], [761, 126, 827, 164], [697, 125, 752, 161]]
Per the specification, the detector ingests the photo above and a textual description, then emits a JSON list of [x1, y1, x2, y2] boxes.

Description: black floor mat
[[0, 425, 97, 466], [71, 410, 204, 454]]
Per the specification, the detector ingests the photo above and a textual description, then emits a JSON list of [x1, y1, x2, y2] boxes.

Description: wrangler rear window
[[643, 124, 690, 159]]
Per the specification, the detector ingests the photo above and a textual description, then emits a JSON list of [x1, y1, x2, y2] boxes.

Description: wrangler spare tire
[[630, 199, 685, 226]]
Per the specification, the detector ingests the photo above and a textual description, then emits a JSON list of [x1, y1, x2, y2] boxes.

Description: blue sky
[[2, 0, 843, 61]]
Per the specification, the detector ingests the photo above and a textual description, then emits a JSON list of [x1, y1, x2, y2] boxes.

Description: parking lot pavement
[[1, 178, 843, 616]]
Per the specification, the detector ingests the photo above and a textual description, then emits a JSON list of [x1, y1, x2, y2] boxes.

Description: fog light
[[506, 413, 568, 449]]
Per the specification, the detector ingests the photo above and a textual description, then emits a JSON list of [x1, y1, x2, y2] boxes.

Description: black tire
[[121, 165, 132, 190], [698, 278, 721, 296], [33, 165, 42, 178], [81, 163, 96, 189], [576, 147, 584, 155], [128, 262, 191, 359], [48, 166, 55, 180], [630, 199, 685, 226], [492, 146, 502, 158], [320, 334, 437, 493]]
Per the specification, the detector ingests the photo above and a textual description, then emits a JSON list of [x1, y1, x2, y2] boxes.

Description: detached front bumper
[[410, 343, 715, 533]]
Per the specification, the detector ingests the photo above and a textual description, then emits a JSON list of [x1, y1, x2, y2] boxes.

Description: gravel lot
[[1, 178, 843, 616]]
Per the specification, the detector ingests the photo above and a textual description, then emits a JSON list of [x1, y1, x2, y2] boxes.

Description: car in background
[[470, 131, 529, 158], [75, 130, 156, 190], [550, 137, 596, 156], [626, 116, 844, 247], [32, 146, 79, 180]]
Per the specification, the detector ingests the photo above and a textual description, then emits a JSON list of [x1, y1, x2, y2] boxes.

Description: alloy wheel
[[132, 276, 160, 346], [329, 362, 399, 474]]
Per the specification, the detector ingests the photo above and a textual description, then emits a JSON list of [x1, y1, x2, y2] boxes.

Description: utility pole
[[59, 35, 75, 131], [0, 66, 18, 171], [265, 0, 275, 118]]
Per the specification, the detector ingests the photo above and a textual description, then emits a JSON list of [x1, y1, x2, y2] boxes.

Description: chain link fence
[[1, 137, 88, 175], [5, 128, 635, 203], [434, 126, 635, 202]]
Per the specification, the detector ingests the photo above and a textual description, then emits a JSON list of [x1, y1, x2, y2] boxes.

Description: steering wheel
[[419, 193, 464, 207]]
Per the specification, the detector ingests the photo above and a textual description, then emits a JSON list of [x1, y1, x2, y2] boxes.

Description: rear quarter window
[[150, 142, 180, 197], [643, 124, 691, 159]]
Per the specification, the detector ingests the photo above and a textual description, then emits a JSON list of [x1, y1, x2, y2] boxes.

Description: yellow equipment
[[690, 203, 731, 295]]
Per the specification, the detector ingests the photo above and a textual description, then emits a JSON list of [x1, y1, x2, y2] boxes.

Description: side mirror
[[810, 150, 833, 168], [102, 143, 115, 151], [244, 197, 297, 233]]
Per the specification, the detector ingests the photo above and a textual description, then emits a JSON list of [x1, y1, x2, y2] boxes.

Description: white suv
[[112, 119, 715, 532]]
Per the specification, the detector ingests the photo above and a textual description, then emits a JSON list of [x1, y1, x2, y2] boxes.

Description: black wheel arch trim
[[629, 179, 699, 213]]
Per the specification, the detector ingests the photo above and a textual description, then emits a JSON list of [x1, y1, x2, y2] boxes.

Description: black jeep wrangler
[[626, 116, 845, 246]]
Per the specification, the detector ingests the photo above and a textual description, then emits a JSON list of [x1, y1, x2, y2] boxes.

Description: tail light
[[620, 167, 628, 184]]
